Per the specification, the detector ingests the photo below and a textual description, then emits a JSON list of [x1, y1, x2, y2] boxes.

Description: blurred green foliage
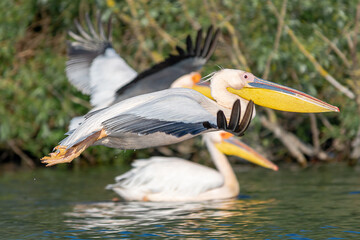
[[0, 0, 359, 169]]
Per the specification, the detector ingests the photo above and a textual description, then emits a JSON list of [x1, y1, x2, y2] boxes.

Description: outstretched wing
[[66, 12, 137, 107], [43, 89, 255, 166], [102, 95, 217, 139], [61, 90, 253, 151], [114, 26, 221, 102], [106, 157, 224, 200]]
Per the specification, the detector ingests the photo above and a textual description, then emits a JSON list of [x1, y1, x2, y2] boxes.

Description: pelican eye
[[241, 72, 254, 82]]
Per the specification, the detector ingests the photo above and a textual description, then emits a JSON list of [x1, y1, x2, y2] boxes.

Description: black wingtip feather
[[186, 35, 194, 55], [96, 10, 106, 40], [176, 46, 185, 55], [115, 25, 221, 97], [236, 100, 254, 136], [67, 12, 113, 57], [216, 100, 254, 136], [228, 99, 241, 131], [74, 18, 92, 41], [85, 12, 98, 39], [205, 28, 220, 60], [217, 110, 227, 130], [202, 121, 212, 129], [195, 28, 203, 56], [201, 26, 214, 58]]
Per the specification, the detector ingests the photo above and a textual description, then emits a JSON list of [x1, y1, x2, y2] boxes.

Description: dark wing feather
[[204, 28, 220, 60], [176, 46, 185, 55], [115, 26, 221, 98], [195, 29, 203, 56], [217, 111, 227, 130], [186, 35, 194, 55], [217, 100, 254, 136], [97, 11, 106, 40], [103, 114, 209, 138], [235, 100, 254, 136], [102, 92, 220, 138], [201, 26, 214, 58], [102, 100, 254, 139], [228, 100, 241, 130]]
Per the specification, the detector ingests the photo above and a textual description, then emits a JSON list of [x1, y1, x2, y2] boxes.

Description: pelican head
[[170, 72, 202, 88], [209, 69, 339, 113], [203, 131, 278, 171]]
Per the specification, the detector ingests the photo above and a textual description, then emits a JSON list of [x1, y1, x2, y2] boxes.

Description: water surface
[[0, 163, 359, 239]]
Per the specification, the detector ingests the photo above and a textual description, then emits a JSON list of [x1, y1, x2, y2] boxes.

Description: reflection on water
[[65, 198, 274, 237], [1, 164, 360, 239]]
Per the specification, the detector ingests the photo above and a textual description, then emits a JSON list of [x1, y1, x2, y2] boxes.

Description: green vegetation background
[[1, 0, 359, 170]]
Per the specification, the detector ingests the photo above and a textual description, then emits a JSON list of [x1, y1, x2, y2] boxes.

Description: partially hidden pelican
[[41, 69, 339, 166], [66, 12, 219, 111], [106, 131, 278, 202]]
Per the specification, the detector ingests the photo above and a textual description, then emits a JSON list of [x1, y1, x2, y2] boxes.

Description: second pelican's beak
[[191, 82, 214, 100], [228, 77, 339, 113], [215, 132, 278, 171]]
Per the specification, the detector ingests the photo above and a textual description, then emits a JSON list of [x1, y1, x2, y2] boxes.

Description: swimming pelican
[[41, 69, 339, 166], [66, 12, 219, 110], [106, 131, 278, 202]]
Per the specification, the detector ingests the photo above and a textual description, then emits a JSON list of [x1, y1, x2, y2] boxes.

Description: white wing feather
[[89, 48, 137, 108], [60, 88, 220, 148]]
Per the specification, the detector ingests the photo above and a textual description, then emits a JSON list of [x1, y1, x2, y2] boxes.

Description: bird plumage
[[42, 66, 339, 166], [114, 26, 220, 103], [66, 12, 220, 110], [59, 88, 251, 150], [106, 156, 224, 201], [66, 12, 137, 108], [106, 131, 277, 202]]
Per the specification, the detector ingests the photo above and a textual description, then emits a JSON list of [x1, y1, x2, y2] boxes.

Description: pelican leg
[[41, 145, 75, 166], [41, 129, 107, 167]]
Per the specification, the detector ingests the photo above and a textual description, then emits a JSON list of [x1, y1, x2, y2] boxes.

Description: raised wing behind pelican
[[66, 12, 220, 109], [114, 26, 220, 103], [66, 12, 137, 107]]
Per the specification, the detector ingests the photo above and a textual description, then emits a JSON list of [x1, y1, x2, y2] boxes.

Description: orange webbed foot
[[41, 129, 108, 167], [41, 145, 74, 167]]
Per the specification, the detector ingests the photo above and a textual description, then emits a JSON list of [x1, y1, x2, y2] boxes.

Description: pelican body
[[106, 131, 278, 202], [42, 69, 339, 166]]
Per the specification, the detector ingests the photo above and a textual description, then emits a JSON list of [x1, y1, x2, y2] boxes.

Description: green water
[[0, 163, 359, 239]]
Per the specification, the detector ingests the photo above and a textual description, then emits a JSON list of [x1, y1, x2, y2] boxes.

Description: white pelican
[[41, 69, 339, 166], [106, 131, 278, 202], [66, 12, 219, 110], [104, 74, 276, 201]]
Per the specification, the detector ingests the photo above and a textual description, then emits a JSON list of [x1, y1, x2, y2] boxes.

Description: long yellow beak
[[214, 133, 278, 171], [228, 77, 339, 113], [191, 82, 214, 100]]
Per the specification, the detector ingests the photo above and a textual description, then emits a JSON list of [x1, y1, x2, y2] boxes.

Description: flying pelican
[[105, 72, 277, 202], [76, 68, 275, 201], [106, 131, 278, 202], [41, 69, 339, 166], [66, 12, 219, 110], [65, 14, 270, 175]]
